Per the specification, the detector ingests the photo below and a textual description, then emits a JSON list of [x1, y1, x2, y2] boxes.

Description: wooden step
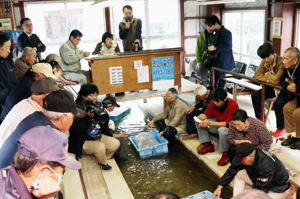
[[80, 155, 111, 199], [102, 159, 135, 199]]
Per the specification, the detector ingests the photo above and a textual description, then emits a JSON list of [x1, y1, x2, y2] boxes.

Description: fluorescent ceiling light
[[197, 0, 256, 5]]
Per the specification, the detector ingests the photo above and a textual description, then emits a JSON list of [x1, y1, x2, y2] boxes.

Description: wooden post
[[260, 84, 266, 122]]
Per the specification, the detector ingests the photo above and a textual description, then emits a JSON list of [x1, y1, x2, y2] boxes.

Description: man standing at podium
[[119, 5, 142, 52]]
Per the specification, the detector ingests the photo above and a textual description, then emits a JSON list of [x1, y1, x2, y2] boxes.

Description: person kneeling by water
[[146, 88, 188, 144], [68, 83, 120, 171], [212, 143, 295, 199]]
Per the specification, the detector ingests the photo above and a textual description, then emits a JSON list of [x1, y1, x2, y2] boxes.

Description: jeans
[[196, 119, 229, 152]]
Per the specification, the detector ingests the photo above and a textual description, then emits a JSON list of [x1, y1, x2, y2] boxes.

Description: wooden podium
[[87, 48, 182, 94]]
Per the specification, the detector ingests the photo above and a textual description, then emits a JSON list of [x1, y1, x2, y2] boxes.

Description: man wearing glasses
[[17, 18, 46, 61]]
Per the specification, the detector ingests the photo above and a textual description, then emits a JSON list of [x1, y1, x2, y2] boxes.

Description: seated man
[[0, 32, 19, 114], [281, 47, 300, 149], [14, 47, 37, 79], [184, 85, 213, 139], [68, 83, 120, 171], [59, 29, 90, 84], [228, 109, 273, 151], [0, 78, 59, 146], [212, 143, 295, 199], [146, 88, 188, 143], [0, 62, 57, 121], [0, 90, 80, 168], [0, 126, 81, 198], [102, 95, 126, 138], [251, 43, 284, 137], [45, 53, 78, 85], [196, 87, 239, 166]]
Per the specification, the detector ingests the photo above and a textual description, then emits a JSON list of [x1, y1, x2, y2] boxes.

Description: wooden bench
[[62, 154, 134, 199]]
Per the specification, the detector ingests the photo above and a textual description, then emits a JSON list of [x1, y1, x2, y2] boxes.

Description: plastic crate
[[109, 106, 131, 122], [129, 131, 169, 158], [183, 190, 221, 199]]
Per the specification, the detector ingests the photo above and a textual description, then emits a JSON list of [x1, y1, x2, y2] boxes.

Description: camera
[[86, 101, 109, 126]]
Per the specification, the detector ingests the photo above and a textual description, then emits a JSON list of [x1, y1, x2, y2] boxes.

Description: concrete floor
[[63, 78, 300, 199]]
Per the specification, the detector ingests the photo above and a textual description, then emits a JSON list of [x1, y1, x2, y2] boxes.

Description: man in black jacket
[[68, 83, 120, 171], [205, 15, 234, 87], [212, 143, 295, 199], [17, 18, 46, 61], [282, 47, 300, 149], [0, 32, 19, 117]]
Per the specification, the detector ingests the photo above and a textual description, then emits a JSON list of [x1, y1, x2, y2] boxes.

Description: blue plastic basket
[[183, 190, 221, 199], [109, 106, 131, 122], [129, 131, 169, 158]]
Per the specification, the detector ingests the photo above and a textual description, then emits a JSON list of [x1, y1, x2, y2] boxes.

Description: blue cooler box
[[129, 131, 168, 158], [108, 106, 131, 122], [183, 190, 221, 199]]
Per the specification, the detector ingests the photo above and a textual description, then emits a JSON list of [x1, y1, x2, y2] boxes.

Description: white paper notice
[[137, 65, 149, 83], [134, 60, 143, 69], [109, 66, 123, 84], [152, 80, 174, 91]]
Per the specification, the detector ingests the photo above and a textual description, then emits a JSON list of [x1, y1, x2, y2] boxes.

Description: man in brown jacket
[[119, 5, 142, 52], [14, 47, 36, 79], [251, 43, 285, 138], [146, 88, 188, 143]]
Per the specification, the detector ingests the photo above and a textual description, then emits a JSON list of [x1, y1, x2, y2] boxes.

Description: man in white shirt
[[0, 78, 59, 146]]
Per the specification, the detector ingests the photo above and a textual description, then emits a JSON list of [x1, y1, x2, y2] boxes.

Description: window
[[296, 10, 300, 48], [223, 10, 265, 66], [24, 1, 105, 57], [110, 0, 180, 50]]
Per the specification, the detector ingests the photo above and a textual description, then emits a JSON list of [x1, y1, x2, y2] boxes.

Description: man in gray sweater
[[59, 29, 90, 84]]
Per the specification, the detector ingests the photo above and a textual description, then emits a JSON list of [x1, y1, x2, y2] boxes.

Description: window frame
[[110, 0, 181, 50], [295, 9, 300, 48], [223, 9, 266, 65]]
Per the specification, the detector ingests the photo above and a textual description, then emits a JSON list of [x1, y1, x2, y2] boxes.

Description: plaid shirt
[[228, 117, 272, 150]]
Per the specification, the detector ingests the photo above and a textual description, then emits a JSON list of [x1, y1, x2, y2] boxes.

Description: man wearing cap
[[212, 143, 295, 199], [0, 62, 58, 121], [0, 126, 81, 198], [102, 95, 126, 138], [0, 78, 59, 146], [0, 90, 80, 168], [184, 85, 214, 140]]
